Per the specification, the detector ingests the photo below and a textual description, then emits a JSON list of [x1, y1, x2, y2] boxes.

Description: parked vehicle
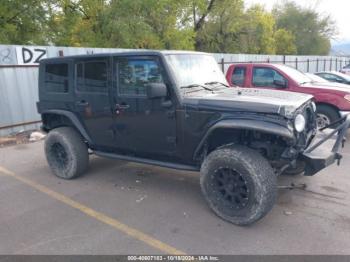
[[315, 71, 350, 85], [304, 73, 329, 83], [226, 63, 350, 128], [37, 51, 349, 226], [305, 73, 350, 88], [340, 63, 350, 75]]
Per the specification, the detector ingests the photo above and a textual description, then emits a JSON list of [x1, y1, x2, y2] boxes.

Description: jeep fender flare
[[41, 109, 92, 144], [194, 119, 295, 160]]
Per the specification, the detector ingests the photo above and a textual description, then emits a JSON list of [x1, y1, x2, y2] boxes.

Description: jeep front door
[[112, 56, 176, 157]]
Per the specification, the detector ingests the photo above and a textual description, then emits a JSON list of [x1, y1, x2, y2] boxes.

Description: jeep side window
[[45, 63, 69, 93], [253, 67, 286, 88], [76, 61, 108, 93], [231, 67, 246, 86], [118, 59, 163, 96]]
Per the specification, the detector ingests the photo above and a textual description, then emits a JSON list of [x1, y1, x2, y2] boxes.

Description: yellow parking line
[[0, 166, 185, 255]]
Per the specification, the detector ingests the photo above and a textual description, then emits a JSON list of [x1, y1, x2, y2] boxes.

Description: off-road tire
[[200, 146, 277, 226], [316, 105, 340, 129], [45, 127, 89, 179]]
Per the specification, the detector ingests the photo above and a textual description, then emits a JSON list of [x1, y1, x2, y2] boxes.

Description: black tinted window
[[45, 63, 69, 93], [76, 61, 108, 93], [118, 59, 163, 96], [231, 67, 246, 86], [253, 67, 286, 88]]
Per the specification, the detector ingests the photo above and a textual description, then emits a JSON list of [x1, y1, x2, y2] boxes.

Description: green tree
[[193, 0, 245, 53], [191, 1, 278, 54], [274, 28, 297, 55], [273, 1, 336, 55], [48, 0, 195, 50], [0, 0, 49, 44], [240, 5, 276, 54], [0, 0, 337, 56]]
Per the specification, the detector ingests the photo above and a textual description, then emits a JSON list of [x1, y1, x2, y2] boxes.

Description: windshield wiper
[[180, 84, 213, 92], [204, 81, 229, 87]]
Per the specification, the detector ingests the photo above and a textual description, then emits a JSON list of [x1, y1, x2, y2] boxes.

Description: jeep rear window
[[45, 63, 69, 93], [76, 61, 108, 93]]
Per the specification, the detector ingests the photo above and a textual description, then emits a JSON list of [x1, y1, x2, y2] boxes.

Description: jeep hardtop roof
[[40, 50, 209, 63]]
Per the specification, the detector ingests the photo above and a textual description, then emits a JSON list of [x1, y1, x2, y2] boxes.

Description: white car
[[304, 73, 329, 83], [340, 63, 350, 75], [305, 73, 350, 88]]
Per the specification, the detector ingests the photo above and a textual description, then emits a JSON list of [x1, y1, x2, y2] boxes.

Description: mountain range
[[331, 42, 350, 56]]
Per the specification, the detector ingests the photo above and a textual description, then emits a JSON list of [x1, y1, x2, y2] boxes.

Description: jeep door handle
[[116, 103, 130, 110], [76, 100, 89, 106]]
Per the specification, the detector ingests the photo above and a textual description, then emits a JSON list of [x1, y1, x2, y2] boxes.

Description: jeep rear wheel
[[200, 146, 277, 226], [45, 127, 89, 179]]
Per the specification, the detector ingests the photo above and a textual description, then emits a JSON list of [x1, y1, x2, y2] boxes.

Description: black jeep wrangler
[[37, 51, 350, 225]]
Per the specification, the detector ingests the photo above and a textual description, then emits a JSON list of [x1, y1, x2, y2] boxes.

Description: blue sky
[[245, 0, 350, 44]]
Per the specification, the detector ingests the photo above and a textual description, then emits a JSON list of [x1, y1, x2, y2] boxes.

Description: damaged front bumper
[[301, 114, 350, 176]]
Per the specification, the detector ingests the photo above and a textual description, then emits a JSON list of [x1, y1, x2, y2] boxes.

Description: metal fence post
[[295, 57, 298, 69], [324, 59, 326, 71], [316, 58, 319, 72], [330, 58, 332, 71], [307, 59, 310, 72], [335, 58, 337, 71], [221, 58, 224, 73], [283, 55, 286, 64]]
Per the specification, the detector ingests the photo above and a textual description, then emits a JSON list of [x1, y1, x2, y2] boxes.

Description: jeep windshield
[[164, 54, 228, 94]]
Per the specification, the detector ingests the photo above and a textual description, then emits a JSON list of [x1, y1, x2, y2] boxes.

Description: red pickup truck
[[226, 63, 350, 128]]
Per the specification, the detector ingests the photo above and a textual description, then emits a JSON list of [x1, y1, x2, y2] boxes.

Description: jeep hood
[[183, 88, 313, 118]]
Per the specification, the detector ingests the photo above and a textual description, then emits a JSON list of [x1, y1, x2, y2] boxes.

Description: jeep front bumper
[[301, 114, 350, 176]]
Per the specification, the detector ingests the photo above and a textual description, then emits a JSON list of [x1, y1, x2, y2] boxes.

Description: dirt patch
[[0, 130, 45, 148]]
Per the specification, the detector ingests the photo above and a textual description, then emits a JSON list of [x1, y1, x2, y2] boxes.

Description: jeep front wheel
[[200, 146, 277, 226], [45, 127, 89, 179]]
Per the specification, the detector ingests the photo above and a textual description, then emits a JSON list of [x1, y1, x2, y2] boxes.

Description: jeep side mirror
[[146, 83, 167, 98], [273, 79, 287, 88]]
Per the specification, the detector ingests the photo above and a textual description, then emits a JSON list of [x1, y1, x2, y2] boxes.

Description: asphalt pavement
[[0, 132, 350, 255]]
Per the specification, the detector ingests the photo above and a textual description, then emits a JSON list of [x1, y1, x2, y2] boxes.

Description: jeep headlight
[[294, 114, 306, 132], [345, 94, 350, 102]]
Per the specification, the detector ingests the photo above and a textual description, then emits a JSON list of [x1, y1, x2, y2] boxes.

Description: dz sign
[[16, 46, 47, 65]]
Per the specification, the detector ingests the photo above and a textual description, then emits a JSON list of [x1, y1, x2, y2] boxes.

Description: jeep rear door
[[111, 55, 177, 157], [74, 57, 116, 149]]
